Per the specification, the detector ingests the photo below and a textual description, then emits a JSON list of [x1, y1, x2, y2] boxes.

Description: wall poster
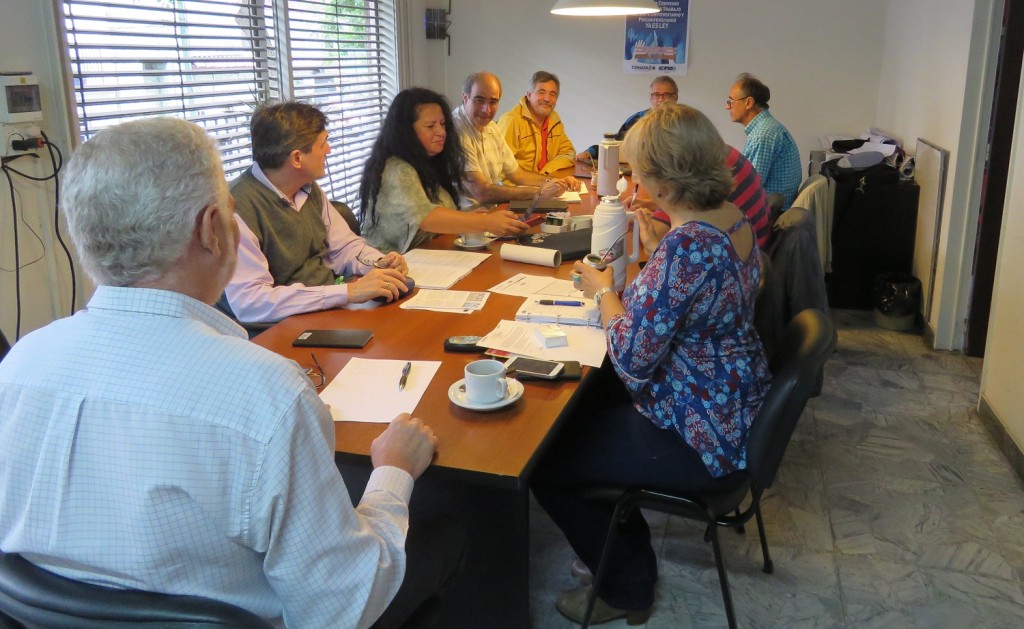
[[623, 0, 689, 75]]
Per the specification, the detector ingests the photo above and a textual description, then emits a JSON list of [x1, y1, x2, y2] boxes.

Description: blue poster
[[623, 0, 689, 75]]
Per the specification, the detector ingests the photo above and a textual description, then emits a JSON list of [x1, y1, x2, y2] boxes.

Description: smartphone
[[504, 356, 564, 379]]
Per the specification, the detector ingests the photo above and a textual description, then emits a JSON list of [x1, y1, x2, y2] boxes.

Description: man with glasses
[[455, 71, 579, 208], [576, 76, 679, 163], [726, 73, 802, 208], [223, 101, 410, 324], [497, 70, 578, 175]]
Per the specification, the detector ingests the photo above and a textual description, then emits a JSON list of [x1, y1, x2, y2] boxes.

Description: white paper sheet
[[400, 289, 490, 313], [558, 181, 587, 203], [477, 320, 607, 367], [488, 273, 584, 298], [320, 358, 441, 423]]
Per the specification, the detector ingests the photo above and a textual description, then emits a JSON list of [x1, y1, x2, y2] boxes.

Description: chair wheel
[[763, 559, 774, 574]]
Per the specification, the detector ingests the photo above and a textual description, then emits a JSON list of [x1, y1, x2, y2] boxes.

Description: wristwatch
[[593, 287, 614, 307]]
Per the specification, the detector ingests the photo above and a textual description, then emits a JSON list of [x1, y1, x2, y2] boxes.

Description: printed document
[[477, 320, 607, 367], [489, 273, 584, 298], [405, 249, 491, 289]]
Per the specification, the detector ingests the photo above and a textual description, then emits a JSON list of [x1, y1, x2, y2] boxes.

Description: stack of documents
[[400, 289, 490, 314], [404, 249, 491, 289], [477, 320, 607, 367], [515, 298, 600, 327]]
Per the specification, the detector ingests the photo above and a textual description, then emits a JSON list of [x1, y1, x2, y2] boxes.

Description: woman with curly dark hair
[[360, 88, 528, 252]]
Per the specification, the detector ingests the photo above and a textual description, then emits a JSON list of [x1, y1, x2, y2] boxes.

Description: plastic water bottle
[[596, 133, 621, 197], [590, 195, 640, 292]]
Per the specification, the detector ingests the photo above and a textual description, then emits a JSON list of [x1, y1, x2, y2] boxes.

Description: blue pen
[[538, 299, 585, 306]]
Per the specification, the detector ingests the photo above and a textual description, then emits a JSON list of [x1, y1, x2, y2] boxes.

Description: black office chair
[[580, 308, 837, 629], [213, 294, 274, 340], [0, 551, 273, 628], [0, 329, 10, 362], [331, 200, 360, 236]]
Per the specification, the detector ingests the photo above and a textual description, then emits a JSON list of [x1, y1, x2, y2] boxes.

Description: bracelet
[[593, 287, 614, 307]]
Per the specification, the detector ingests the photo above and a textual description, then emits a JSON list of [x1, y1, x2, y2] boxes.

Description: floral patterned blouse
[[606, 218, 772, 477]]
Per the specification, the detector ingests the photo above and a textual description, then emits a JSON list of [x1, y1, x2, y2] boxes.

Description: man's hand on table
[[347, 267, 409, 304], [371, 413, 438, 479]]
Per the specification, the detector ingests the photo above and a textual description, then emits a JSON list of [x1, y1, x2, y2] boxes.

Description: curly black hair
[[359, 88, 465, 228]]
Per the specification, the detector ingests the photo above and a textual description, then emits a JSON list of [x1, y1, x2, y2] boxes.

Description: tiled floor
[[528, 309, 1024, 628]]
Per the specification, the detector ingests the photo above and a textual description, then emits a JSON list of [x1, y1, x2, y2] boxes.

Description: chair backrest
[[0, 551, 273, 628], [331, 200, 360, 236], [745, 308, 836, 490]]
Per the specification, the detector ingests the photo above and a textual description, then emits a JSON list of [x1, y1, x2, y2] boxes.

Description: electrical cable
[[1, 130, 70, 337], [2, 167, 23, 340], [0, 185, 45, 271], [41, 131, 74, 314]]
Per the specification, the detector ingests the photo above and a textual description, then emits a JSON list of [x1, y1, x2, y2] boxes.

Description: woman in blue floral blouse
[[531, 104, 772, 625]]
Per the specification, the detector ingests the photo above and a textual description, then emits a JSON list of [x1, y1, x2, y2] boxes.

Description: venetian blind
[[61, 0, 398, 206]]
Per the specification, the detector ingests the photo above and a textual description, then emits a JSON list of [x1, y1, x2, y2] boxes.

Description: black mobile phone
[[293, 329, 373, 349], [504, 356, 564, 379], [444, 335, 485, 353]]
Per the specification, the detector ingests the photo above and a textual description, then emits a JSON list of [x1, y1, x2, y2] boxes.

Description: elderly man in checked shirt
[[727, 72, 803, 209], [0, 118, 463, 629]]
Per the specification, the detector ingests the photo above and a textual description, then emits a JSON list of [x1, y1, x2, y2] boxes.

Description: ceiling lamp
[[550, 0, 661, 17]]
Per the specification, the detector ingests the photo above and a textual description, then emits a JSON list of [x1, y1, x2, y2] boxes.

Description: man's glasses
[[356, 246, 391, 269], [650, 92, 677, 100], [305, 352, 326, 389], [726, 95, 750, 108]]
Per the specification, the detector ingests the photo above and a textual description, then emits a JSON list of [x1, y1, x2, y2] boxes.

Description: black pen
[[398, 361, 411, 391], [539, 299, 585, 306]]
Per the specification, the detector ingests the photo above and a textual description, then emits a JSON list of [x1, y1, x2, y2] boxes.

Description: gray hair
[[528, 70, 560, 92], [622, 104, 732, 210], [62, 117, 229, 286], [649, 75, 678, 92]]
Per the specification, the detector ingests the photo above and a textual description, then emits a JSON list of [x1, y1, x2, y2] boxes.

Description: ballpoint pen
[[398, 361, 411, 391], [524, 183, 545, 221], [538, 300, 585, 306], [628, 183, 639, 209]]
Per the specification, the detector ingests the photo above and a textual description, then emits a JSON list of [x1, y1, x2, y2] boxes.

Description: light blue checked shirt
[[0, 287, 413, 629], [742, 109, 803, 208]]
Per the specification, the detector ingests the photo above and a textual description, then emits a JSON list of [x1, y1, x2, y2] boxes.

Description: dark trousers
[[530, 366, 724, 610], [336, 460, 466, 629]]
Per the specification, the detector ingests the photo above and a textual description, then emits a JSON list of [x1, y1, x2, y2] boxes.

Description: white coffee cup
[[460, 232, 487, 246], [464, 359, 508, 404]]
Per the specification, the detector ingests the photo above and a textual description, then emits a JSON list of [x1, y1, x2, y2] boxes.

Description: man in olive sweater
[[224, 102, 409, 323]]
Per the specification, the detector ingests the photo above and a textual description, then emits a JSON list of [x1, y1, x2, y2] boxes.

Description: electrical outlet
[[1, 123, 42, 157]]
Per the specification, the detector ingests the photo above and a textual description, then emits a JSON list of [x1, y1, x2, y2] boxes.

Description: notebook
[[509, 199, 569, 212], [515, 298, 600, 327], [515, 228, 593, 261]]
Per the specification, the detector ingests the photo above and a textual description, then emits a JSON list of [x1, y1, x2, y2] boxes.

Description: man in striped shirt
[[639, 144, 773, 251]]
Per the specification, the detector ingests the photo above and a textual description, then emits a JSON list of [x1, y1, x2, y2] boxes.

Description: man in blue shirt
[[727, 73, 802, 208], [577, 76, 679, 162]]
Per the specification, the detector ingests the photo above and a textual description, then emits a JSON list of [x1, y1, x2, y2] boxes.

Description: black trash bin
[[873, 272, 921, 331]]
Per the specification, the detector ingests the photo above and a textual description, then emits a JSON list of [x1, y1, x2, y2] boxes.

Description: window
[[61, 0, 399, 207]]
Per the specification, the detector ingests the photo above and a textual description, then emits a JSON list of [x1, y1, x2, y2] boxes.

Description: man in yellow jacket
[[497, 70, 576, 176]]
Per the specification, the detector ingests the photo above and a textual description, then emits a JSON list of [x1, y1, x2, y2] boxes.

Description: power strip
[[1, 123, 42, 158]]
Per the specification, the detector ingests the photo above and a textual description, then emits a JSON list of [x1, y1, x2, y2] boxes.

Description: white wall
[[407, 0, 887, 163], [981, 58, 1024, 450], [0, 0, 84, 341], [875, 0, 998, 350]]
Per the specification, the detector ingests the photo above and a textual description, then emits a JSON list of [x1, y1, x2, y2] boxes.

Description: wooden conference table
[[252, 175, 628, 627]]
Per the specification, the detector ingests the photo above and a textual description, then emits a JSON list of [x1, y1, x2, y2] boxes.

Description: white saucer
[[454, 236, 495, 250], [448, 378, 524, 411]]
